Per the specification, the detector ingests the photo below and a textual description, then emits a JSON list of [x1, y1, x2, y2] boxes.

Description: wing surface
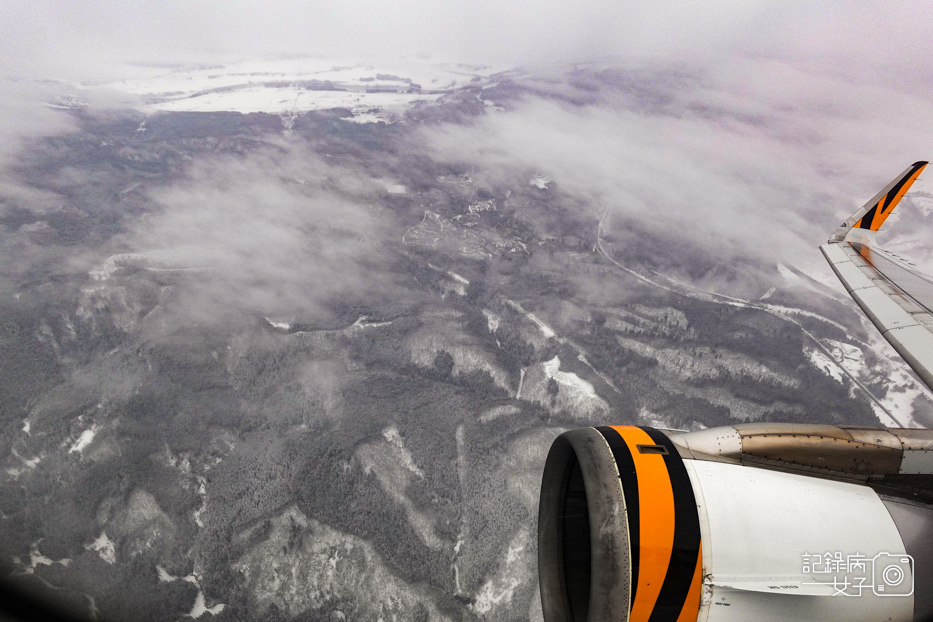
[[820, 161, 933, 389]]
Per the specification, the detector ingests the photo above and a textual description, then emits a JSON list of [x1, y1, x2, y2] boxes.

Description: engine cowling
[[538, 425, 933, 622]]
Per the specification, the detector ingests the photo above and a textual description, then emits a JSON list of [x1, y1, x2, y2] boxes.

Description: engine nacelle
[[538, 425, 933, 622]]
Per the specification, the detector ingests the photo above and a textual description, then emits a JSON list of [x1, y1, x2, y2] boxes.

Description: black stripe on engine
[[595, 426, 639, 606], [641, 427, 702, 622]]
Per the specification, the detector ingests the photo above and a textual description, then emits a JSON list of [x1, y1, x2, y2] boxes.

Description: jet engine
[[538, 424, 933, 622]]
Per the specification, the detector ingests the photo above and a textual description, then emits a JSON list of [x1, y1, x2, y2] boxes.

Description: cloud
[[106, 144, 407, 329], [0, 81, 76, 166], [3, 1, 933, 202], [0, 81, 81, 295], [420, 58, 933, 293], [4, 2, 933, 82], [3, 1, 933, 307]]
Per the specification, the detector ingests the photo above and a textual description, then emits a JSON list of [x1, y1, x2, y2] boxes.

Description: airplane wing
[[820, 161, 933, 389]]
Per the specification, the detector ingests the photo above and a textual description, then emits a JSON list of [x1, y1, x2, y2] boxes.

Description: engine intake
[[538, 428, 630, 622], [538, 426, 702, 622]]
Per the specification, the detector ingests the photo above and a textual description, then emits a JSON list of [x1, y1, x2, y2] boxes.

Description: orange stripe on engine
[[675, 545, 703, 622], [610, 426, 676, 622]]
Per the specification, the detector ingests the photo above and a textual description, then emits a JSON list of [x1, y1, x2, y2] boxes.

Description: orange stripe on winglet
[[869, 164, 926, 231], [675, 546, 703, 622], [610, 426, 676, 622]]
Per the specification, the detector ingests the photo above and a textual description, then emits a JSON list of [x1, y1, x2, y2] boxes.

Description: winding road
[[595, 210, 912, 427]]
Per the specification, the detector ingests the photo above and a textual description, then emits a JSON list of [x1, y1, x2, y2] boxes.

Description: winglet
[[829, 161, 927, 242]]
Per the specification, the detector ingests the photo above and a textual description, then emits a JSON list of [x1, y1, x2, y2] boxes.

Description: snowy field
[[107, 55, 508, 120]]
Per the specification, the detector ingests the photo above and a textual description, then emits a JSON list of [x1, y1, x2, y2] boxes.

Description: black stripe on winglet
[[642, 427, 702, 622], [596, 426, 640, 606], [858, 161, 927, 228], [879, 172, 910, 216], [865, 162, 927, 224], [856, 204, 878, 229]]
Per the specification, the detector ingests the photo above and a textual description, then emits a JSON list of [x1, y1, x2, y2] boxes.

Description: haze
[[2, 2, 933, 282]]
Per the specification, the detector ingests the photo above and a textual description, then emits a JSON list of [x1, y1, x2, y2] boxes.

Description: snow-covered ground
[[106, 56, 509, 122], [69, 425, 99, 453], [147, 88, 432, 118], [87, 532, 116, 565], [156, 566, 226, 618]]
